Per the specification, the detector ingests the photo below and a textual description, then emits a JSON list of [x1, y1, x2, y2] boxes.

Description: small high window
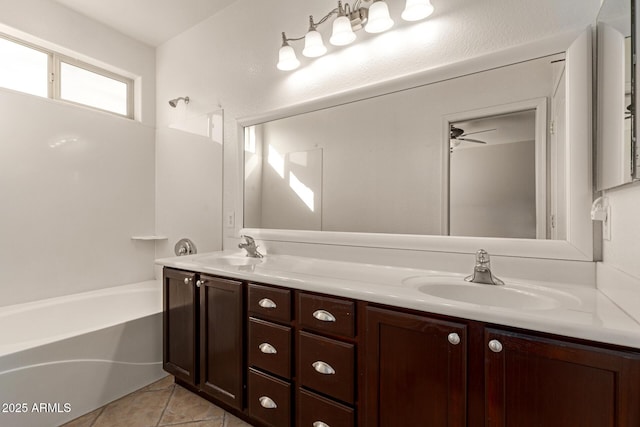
[[0, 36, 49, 97], [0, 34, 134, 119]]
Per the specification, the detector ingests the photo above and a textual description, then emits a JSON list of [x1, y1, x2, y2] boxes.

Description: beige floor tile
[[223, 413, 254, 427], [92, 388, 172, 427], [140, 375, 175, 392], [162, 419, 225, 427], [158, 385, 225, 426], [60, 407, 104, 427]]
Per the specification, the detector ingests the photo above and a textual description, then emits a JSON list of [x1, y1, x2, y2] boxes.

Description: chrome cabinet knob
[[258, 298, 277, 309], [259, 343, 277, 354], [183, 278, 190, 285], [196, 280, 206, 288], [448, 333, 461, 345], [259, 396, 277, 409], [312, 361, 336, 375], [312, 309, 336, 322], [313, 422, 330, 427], [488, 339, 503, 353]]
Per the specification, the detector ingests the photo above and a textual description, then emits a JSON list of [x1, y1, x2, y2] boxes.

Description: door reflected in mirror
[[449, 110, 538, 239]]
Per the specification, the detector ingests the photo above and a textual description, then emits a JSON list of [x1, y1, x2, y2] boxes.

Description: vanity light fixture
[[277, 0, 435, 71]]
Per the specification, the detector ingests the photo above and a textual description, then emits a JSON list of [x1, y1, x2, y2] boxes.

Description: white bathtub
[[0, 281, 165, 427]]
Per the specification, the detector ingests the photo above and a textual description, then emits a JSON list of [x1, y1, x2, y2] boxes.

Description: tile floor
[[61, 376, 254, 427]]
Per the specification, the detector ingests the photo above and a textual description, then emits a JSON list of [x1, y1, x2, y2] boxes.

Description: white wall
[[0, 1, 156, 306], [155, 0, 601, 282]]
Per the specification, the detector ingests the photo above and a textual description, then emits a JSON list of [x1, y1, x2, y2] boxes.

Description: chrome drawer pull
[[312, 361, 336, 375], [259, 343, 277, 354], [313, 422, 330, 427], [259, 396, 277, 409], [312, 309, 336, 322], [258, 298, 277, 309]]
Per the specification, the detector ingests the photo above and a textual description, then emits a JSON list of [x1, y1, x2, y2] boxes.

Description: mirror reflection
[[449, 110, 538, 239], [244, 53, 565, 239], [596, 0, 637, 188]]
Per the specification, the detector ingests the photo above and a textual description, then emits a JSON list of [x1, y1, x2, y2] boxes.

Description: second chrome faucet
[[238, 235, 264, 258], [465, 249, 504, 286]]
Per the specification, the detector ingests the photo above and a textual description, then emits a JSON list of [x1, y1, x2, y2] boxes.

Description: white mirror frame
[[236, 29, 594, 261]]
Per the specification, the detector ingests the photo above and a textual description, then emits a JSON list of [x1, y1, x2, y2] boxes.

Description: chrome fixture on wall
[[168, 96, 190, 107], [174, 238, 197, 256], [277, 0, 435, 71]]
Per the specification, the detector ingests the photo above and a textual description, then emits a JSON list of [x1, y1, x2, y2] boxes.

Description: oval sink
[[404, 276, 579, 310], [194, 254, 263, 267]]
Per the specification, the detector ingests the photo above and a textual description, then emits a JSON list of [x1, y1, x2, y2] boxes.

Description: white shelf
[[131, 235, 168, 241]]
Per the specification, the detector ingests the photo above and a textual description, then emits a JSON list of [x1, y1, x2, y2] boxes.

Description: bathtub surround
[[0, 0, 157, 307]]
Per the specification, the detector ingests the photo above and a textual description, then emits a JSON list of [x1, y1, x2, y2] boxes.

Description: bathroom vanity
[[159, 253, 640, 427]]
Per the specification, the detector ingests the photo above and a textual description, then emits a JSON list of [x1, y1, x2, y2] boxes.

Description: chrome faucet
[[238, 235, 264, 258], [465, 249, 504, 286]]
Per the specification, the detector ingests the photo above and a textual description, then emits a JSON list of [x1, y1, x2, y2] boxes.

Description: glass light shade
[[401, 0, 434, 21], [302, 30, 327, 57], [330, 15, 357, 46], [365, 1, 394, 34], [277, 45, 300, 71]]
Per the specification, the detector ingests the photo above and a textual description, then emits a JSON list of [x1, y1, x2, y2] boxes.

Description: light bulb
[[330, 15, 357, 46], [303, 30, 327, 57], [365, 1, 394, 34], [402, 0, 434, 21], [277, 44, 300, 71]]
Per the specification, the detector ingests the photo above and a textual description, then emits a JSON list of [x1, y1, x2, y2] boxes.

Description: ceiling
[[52, 0, 238, 47]]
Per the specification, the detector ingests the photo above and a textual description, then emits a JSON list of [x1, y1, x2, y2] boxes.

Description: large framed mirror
[[596, 0, 639, 189], [238, 30, 594, 261]]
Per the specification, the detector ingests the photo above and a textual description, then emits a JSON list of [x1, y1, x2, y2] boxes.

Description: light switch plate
[[226, 211, 235, 228]]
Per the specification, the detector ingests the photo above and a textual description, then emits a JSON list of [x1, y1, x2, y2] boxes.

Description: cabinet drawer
[[248, 283, 291, 323], [298, 388, 355, 427], [298, 331, 355, 404], [249, 317, 292, 379], [298, 292, 355, 338], [248, 368, 291, 427]]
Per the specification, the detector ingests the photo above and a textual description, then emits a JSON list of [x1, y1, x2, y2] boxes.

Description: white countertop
[[156, 251, 640, 350]]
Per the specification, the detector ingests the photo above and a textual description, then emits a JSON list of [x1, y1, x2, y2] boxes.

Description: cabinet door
[[199, 275, 244, 410], [163, 268, 198, 385], [365, 306, 467, 427], [485, 328, 640, 427]]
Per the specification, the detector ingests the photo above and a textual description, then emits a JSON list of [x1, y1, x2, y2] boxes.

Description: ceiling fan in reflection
[[449, 126, 496, 152]]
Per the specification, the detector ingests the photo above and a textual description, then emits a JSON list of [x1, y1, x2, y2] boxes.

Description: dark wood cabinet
[[248, 317, 292, 379], [163, 268, 245, 413], [165, 267, 640, 427], [163, 268, 198, 385], [484, 328, 640, 427], [198, 275, 244, 410], [248, 368, 292, 427], [364, 305, 467, 427], [298, 331, 355, 405], [297, 388, 355, 427]]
